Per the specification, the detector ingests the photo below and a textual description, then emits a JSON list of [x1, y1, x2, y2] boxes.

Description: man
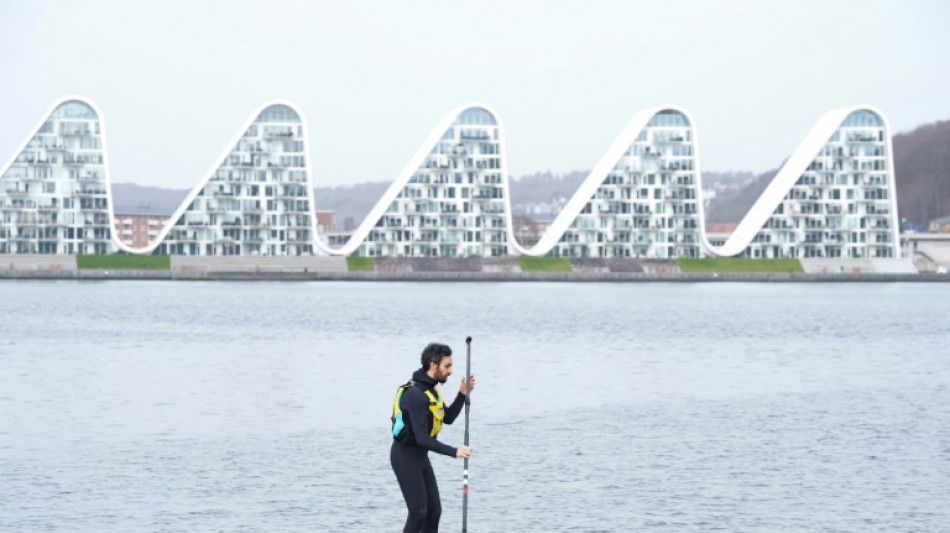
[[391, 342, 475, 533]]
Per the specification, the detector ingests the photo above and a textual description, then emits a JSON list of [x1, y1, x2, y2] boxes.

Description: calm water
[[1, 281, 948, 532]]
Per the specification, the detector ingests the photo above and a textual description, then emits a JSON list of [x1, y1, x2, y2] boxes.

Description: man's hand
[[456, 446, 473, 459], [459, 375, 476, 395]]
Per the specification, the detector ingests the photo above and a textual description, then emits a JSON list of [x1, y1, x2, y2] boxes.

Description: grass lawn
[[518, 256, 573, 273], [346, 256, 375, 272], [76, 254, 171, 270], [677, 257, 804, 273]]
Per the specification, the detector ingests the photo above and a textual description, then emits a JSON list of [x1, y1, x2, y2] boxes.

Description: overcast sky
[[1, 0, 948, 189]]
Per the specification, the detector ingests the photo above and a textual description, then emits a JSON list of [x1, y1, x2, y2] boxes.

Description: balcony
[[846, 133, 878, 143], [263, 130, 295, 139], [459, 131, 490, 141]]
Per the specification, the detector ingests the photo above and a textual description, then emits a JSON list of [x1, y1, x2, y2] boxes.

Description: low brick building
[[113, 213, 168, 249]]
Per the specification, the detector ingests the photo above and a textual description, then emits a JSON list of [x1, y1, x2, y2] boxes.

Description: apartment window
[[458, 108, 496, 126], [841, 110, 882, 127], [258, 105, 300, 123]]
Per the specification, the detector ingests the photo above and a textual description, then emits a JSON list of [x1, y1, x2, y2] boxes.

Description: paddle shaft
[[462, 336, 472, 532]]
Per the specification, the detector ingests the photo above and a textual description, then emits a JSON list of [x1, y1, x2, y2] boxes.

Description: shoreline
[[1, 270, 947, 282]]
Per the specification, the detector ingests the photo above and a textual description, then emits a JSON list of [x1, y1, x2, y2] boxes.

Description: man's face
[[431, 356, 453, 384]]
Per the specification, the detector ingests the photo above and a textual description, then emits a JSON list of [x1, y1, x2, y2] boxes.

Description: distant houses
[[928, 215, 950, 233]]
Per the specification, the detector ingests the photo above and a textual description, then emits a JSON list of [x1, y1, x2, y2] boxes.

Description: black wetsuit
[[391, 369, 467, 533]]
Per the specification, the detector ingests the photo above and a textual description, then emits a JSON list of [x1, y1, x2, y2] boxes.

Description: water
[[1, 281, 948, 532]]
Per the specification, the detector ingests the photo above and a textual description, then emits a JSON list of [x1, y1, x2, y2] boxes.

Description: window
[[649, 110, 688, 127], [258, 104, 300, 123], [457, 108, 496, 126], [841, 110, 882, 127]]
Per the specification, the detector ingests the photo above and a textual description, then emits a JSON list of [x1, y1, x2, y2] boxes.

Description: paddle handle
[[462, 336, 471, 532]]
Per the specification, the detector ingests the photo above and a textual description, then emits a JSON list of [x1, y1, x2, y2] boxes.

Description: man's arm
[[443, 391, 467, 425], [444, 375, 474, 425], [404, 387, 458, 457]]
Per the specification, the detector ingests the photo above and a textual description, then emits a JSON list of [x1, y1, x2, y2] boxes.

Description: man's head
[[421, 343, 453, 383]]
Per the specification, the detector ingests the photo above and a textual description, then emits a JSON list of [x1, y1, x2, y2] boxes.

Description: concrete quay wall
[[0, 255, 944, 281], [283, 271, 948, 282], [371, 257, 683, 274], [1, 268, 948, 283]]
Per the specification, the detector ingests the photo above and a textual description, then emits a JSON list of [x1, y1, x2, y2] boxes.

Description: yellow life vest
[[392, 380, 445, 443]]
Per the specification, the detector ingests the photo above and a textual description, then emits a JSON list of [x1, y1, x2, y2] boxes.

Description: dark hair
[[421, 343, 452, 371]]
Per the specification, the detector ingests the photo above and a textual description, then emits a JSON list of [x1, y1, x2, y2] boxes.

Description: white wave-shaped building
[[142, 101, 319, 257], [324, 104, 512, 258], [0, 97, 116, 255], [0, 97, 901, 259], [706, 107, 900, 259], [517, 106, 704, 258]]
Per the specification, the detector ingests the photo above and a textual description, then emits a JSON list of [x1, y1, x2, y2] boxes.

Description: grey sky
[[1, 0, 948, 189]]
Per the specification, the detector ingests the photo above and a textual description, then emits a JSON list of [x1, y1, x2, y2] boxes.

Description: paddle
[[462, 336, 472, 533]]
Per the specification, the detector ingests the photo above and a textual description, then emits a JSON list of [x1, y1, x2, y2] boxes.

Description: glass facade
[[153, 104, 314, 256], [0, 100, 902, 261], [355, 106, 508, 257], [0, 99, 113, 254], [739, 109, 895, 259], [549, 110, 702, 258]]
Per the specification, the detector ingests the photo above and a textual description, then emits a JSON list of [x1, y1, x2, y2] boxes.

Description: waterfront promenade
[[0, 255, 942, 282]]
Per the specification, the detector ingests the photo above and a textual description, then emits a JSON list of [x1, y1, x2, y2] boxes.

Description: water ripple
[[0, 281, 948, 531]]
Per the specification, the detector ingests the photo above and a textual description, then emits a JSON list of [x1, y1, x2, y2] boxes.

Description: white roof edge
[[299, 101, 330, 255], [128, 99, 310, 254], [518, 104, 695, 256], [0, 95, 98, 177], [710, 105, 892, 257], [876, 106, 902, 258], [0, 96, 136, 254], [327, 101, 505, 256], [88, 97, 132, 254], [6, 98, 899, 259], [691, 106, 714, 257]]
